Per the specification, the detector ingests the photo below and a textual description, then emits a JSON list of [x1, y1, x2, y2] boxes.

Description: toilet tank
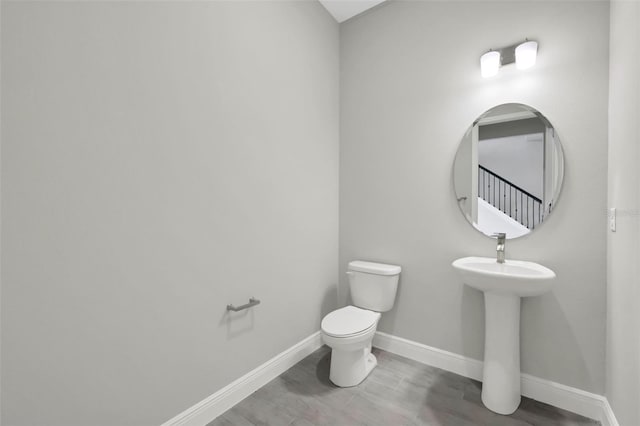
[[348, 260, 401, 312]]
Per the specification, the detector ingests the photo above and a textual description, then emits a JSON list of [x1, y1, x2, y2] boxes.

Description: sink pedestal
[[482, 292, 521, 415], [452, 256, 556, 416]]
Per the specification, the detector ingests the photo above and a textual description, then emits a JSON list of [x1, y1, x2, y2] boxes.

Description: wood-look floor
[[208, 346, 600, 426]]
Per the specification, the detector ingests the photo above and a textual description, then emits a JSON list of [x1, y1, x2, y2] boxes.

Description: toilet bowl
[[321, 261, 401, 387], [321, 305, 381, 387]]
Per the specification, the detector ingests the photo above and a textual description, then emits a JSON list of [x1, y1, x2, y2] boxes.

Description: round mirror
[[453, 103, 564, 239]]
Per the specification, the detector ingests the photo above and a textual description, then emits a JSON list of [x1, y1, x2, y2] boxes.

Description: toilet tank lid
[[348, 261, 401, 276]]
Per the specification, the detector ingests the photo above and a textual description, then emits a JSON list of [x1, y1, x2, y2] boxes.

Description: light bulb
[[516, 40, 538, 70], [480, 51, 500, 78]]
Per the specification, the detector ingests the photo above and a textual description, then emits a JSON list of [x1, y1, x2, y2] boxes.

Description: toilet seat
[[321, 305, 380, 338]]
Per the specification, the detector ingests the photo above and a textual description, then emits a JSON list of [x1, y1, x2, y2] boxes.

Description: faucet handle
[[492, 232, 506, 240]]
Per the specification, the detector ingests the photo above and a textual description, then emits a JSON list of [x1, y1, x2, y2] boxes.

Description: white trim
[[478, 110, 537, 125], [520, 373, 607, 422], [372, 330, 484, 381], [373, 331, 616, 425], [161, 332, 323, 426], [601, 398, 621, 426], [161, 330, 620, 426]]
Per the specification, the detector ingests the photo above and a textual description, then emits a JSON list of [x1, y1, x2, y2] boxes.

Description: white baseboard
[[162, 330, 619, 426], [520, 372, 609, 423], [373, 331, 484, 381], [373, 331, 618, 426], [161, 331, 323, 426]]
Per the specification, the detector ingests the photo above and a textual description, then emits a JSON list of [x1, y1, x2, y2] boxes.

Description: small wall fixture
[[227, 297, 261, 312], [480, 39, 538, 78]]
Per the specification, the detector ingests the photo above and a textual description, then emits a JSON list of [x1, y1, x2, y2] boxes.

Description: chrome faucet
[[492, 233, 506, 264]]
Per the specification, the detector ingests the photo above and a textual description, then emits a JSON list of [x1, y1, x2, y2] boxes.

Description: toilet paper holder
[[227, 297, 261, 312]]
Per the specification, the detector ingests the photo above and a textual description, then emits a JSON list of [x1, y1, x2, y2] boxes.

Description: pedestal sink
[[452, 256, 556, 415]]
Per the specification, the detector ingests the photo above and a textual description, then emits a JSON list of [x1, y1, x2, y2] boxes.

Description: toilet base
[[329, 346, 377, 387]]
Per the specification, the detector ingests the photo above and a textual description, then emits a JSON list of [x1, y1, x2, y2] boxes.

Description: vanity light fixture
[[481, 50, 501, 78], [515, 40, 538, 69], [480, 39, 538, 78]]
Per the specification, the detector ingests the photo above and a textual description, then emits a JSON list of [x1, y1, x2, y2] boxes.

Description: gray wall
[[607, 1, 640, 424], [340, 0, 608, 394], [0, 1, 339, 425]]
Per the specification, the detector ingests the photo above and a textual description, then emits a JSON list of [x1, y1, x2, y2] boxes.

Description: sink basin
[[452, 256, 556, 297], [452, 256, 556, 415]]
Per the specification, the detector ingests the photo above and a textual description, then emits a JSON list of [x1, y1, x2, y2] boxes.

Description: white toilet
[[321, 260, 401, 387]]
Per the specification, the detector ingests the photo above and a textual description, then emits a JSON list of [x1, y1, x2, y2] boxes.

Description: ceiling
[[318, 0, 387, 23]]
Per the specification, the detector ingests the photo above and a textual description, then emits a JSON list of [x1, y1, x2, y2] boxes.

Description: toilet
[[321, 260, 401, 387]]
